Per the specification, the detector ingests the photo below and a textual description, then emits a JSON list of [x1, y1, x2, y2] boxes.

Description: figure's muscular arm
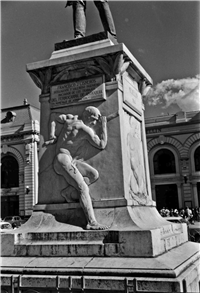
[[44, 114, 72, 146], [83, 116, 107, 150]]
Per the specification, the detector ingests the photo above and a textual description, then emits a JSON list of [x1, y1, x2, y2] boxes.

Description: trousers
[[66, 1, 116, 38]]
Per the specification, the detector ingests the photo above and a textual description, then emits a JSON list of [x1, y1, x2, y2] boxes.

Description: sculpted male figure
[[44, 106, 108, 230], [66, 1, 116, 39]]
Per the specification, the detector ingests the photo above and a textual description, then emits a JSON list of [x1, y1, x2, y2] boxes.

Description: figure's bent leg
[[72, 1, 86, 38], [76, 161, 99, 186], [94, 0, 116, 38], [54, 154, 108, 230]]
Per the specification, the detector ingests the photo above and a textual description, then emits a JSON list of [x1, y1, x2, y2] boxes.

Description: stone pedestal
[[28, 34, 155, 227], [1, 34, 200, 292], [27, 34, 190, 252]]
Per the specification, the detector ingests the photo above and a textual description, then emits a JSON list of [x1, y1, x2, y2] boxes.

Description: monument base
[[1, 212, 200, 292], [54, 31, 118, 51], [31, 202, 190, 257], [0, 211, 188, 258], [12, 35, 199, 292]]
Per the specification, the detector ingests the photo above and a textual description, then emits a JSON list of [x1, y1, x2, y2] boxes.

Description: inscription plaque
[[50, 76, 106, 108], [123, 75, 142, 115]]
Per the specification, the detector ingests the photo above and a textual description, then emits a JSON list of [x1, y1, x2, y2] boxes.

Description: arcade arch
[[149, 145, 181, 210]]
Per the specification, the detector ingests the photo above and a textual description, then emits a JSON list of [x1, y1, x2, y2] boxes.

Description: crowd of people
[[159, 206, 200, 224]]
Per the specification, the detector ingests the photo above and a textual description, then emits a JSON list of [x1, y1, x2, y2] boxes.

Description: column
[[177, 183, 183, 209], [192, 182, 199, 207]]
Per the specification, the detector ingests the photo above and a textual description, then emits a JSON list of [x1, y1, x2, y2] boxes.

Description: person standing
[[65, 1, 117, 39]]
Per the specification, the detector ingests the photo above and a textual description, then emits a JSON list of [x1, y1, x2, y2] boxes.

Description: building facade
[[1, 101, 40, 219], [145, 111, 200, 211]]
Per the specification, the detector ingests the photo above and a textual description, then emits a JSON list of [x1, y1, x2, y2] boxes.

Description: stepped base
[[1, 242, 200, 292], [1, 211, 188, 257], [1, 212, 200, 292]]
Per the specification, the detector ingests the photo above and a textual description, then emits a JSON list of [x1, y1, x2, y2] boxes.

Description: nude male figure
[[44, 106, 108, 230]]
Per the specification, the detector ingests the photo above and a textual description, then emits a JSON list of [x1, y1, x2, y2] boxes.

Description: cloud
[[145, 75, 200, 112]]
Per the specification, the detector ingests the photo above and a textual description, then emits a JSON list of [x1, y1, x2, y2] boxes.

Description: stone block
[[1, 233, 15, 256], [14, 241, 104, 257]]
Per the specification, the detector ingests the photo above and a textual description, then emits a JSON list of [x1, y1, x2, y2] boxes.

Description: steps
[[1, 212, 188, 258], [14, 230, 118, 257], [14, 240, 104, 257]]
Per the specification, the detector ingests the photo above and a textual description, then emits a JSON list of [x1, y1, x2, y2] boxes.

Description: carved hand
[[43, 136, 57, 147]]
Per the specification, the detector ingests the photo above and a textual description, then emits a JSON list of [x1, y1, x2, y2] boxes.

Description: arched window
[[153, 149, 176, 175], [1, 155, 19, 188], [194, 146, 200, 172]]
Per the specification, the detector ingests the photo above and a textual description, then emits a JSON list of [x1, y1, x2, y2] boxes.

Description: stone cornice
[[1, 133, 39, 145]]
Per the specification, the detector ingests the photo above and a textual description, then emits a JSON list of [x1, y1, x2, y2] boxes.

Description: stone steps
[[13, 230, 119, 257], [15, 230, 113, 243], [5, 212, 188, 258], [14, 240, 105, 257], [12, 228, 186, 257]]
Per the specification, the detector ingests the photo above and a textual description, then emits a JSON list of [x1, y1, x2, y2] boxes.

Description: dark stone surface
[[55, 31, 118, 51]]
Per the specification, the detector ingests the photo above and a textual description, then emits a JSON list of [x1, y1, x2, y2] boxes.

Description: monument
[[1, 2, 200, 292]]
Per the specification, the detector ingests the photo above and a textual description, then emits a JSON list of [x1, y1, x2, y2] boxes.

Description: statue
[[66, 1, 116, 39], [1, 111, 16, 123], [44, 106, 108, 230]]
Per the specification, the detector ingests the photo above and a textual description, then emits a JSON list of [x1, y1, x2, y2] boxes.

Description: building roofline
[[1, 104, 40, 112], [145, 110, 200, 123]]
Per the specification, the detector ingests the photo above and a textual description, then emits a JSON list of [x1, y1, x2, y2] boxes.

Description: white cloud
[[145, 75, 200, 111]]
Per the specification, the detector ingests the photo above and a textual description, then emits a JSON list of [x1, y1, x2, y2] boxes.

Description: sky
[[1, 0, 200, 118]]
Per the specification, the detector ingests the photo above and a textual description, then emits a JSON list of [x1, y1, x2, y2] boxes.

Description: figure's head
[[6, 111, 16, 122], [82, 106, 101, 126]]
